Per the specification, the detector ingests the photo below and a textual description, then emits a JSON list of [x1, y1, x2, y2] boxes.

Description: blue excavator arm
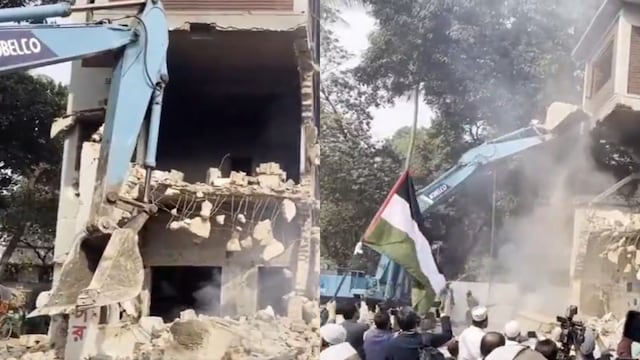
[[0, 1, 170, 312], [377, 125, 553, 301], [0, 0, 168, 229], [320, 124, 556, 304], [416, 125, 550, 211]]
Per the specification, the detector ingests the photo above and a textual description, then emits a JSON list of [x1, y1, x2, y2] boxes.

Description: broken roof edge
[[573, 0, 623, 61], [171, 20, 308, 33]]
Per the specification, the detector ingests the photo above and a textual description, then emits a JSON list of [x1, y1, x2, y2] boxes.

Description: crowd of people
[[318, 299, 639, 360]]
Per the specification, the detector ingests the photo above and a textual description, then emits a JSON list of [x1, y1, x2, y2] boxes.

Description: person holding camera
[[382, 306, 453, 360]]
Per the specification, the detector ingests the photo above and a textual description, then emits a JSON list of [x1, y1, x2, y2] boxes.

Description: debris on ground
[[585, 312, 624, 352], [3, 306, 320, 360]]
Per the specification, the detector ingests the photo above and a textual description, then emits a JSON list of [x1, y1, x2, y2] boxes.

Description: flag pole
[[329, 84, 421, 307], [405, 84, 420, 171], [486, 169, 497, 303]]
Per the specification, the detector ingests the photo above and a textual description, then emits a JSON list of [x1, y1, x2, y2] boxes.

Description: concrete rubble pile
[[597, 231, 640, 279], [585, 312, 625, 352], [3, 305, 320, 360], [122, 162, 311, 202]]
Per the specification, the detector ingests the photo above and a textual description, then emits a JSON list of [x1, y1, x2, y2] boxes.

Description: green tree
[[320, 4, 402, 267], [353, 0, 602, 276], [0, 73, 67, 279], [387, 125, 430, 184]]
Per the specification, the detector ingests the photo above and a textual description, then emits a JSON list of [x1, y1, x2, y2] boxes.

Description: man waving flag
[[359, 170, 447, 296]]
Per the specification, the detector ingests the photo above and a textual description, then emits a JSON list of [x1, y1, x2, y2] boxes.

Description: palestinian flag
[[362, 170, 447, 293]]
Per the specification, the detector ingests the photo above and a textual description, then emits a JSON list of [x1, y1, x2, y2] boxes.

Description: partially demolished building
[[46, 0, 319, 353], [569, 0, 640, 318]]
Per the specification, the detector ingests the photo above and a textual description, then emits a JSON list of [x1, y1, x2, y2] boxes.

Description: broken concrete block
[[290, 321, 307, 333], [239, 236, 253, 249], [256, 162, 283, 175], [199, 200, 212, 219], [139, 316, 165, 335], [262, 240, 285, 261], [205, 168, 222, 185], [237, 214, 246, 224], [256, 306, 276, 322], [188, 218, 211, 239], [227, 233, 242, 252], [165, 187, 180, 196], [281, 199, 296, 222], [168, 170, 184, 183], [180, 309, 197, 321], [257, 174, 282, 189], [253, 220, 274, 246], [215, 214, 225, 225], [169, 217, 211, 239], [230, 171, 248, 186], [19, 334, 48, 347], [287, 296, 304, 322], [302, 300, 319, 324]]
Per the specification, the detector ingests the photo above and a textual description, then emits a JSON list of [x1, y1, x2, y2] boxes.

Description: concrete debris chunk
[[226, 232, 242, 252], [169, 217, 211, 240], [281, 199, 296, 222], [199, 200, 212, 219], [253, 220, 274, 246], [236, 214, 246, 224], [239, 236, 253, 249], [262, 240, 285, 261], [205, 168, 222, 185], [7, 307, 321, 360], [215, 214, 225, 225], [229, 171, 248, 186]]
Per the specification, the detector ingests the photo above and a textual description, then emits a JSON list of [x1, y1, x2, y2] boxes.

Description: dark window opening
[[258, 267, 292, 316], [591, 41, 614, 96], [230, 156, 253, 175], [627, 282, 633, 292], [150, 266, 222, 323], [156, 31, 302, 184]]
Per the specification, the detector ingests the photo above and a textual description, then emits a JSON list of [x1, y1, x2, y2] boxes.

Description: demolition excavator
[[320, 106, 587, 306], [0, 0, 168, 313]]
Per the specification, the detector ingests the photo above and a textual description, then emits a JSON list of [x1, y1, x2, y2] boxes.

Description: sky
[[33, 7, 432, 139], [334, 7, 433, 139]]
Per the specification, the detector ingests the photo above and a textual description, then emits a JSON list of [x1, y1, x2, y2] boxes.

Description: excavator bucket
[[77, 228, 144, 309], [30, 216, 147, 316]]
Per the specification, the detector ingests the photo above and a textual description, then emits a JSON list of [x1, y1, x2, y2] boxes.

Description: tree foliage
[[320, 5, 402, 268], [348, 0, 604, 277], [0, 73, 67, 277]]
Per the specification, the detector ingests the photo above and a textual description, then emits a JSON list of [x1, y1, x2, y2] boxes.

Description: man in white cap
[[504, 321, 522, 345], [458, 305, 489, 360], [320, 323, 361, 360]]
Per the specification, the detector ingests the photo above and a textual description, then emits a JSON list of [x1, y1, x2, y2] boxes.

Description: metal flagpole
[[487, 169, 497, 303], [405, 84, 420, 171]]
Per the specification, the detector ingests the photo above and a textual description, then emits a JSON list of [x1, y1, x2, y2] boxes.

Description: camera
[[556, 305, 586, 360]]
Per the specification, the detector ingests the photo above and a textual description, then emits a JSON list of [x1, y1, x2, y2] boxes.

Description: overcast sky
[[335, 7, 433, 139], [33, 7, 432, 139]]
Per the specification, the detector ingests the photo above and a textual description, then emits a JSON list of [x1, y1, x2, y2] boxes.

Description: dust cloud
[[492, 125, 615, 315]]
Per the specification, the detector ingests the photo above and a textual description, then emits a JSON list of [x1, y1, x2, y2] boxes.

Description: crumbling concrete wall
[[571, 204, 640, 317]]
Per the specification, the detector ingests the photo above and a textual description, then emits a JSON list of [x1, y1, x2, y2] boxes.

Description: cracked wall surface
[[572, 204, 640, 317]]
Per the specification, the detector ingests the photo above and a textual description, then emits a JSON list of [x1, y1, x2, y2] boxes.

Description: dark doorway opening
[[258, 266, 292, 316], [150, 266, 222, 322]]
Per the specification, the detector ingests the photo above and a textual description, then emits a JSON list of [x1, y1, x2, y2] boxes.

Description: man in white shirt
[[458, 306, 488, 360]]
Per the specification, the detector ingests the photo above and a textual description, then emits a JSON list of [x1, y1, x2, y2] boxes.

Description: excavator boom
[[0, 0, 170, 315], [319, 124, 565, 304]]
